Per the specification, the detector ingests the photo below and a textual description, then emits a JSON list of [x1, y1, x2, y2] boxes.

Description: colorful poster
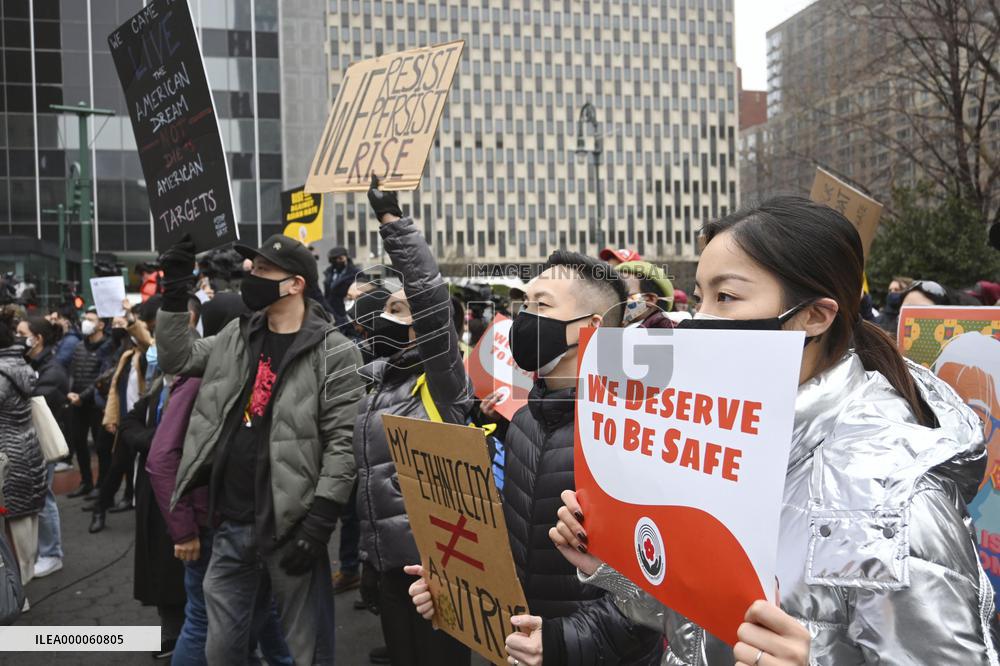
[[382, 415, 528, 665], [574, 327, 803, 645], [280, 186, 324, 244], [465, 315, 534, 420], [305, 41, 464, 193], [897, 305, 1000, 604], [108, 0, 237, 252]]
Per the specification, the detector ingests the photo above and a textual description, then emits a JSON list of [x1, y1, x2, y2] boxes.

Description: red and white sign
[[466, 315, 534, 420], [574, 327, 803, 644]]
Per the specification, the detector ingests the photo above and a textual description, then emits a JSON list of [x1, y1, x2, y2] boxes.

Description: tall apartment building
[[0, 0, 321, 301], [324, 0, 740, 271], [739, 0, 1000, 208]]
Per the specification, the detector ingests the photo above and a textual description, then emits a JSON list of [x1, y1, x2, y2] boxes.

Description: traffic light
[[70, 177, 85, 215]]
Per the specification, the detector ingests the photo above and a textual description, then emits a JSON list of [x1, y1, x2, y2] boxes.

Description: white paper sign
[[574, 327, 803, 645], [90, 276, 127, 318]]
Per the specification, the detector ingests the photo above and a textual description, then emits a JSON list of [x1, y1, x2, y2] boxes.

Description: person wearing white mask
[[65, 308, 115, 499]]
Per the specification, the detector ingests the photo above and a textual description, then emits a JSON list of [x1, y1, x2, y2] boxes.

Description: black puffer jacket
[[504, 380, 662, 665], [30, 345, 69, 412], [68, 335, 114, 406], [353, 217, 473, 572], [0, 346, 45, 518]]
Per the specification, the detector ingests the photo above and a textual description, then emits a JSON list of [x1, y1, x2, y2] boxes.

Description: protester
[[88, 298, 159, 533], [49, 307, 82, 371], [16, 315, 68, 578], [155, 229, 364, 665], [666, 287, 692, 324], [323, 246, 362, 327], [966, 280, 1000, 306], [901, 280, 981, 307], [353, 175, 475, 666], [550, 196, 997, 664], [65, 309, 115, 498], [137, 262, 161, 302], [0, 307, 46, 591], [407, 250, 663, 664], [598, 247, 642, 267], [615, 260, 675, 328]]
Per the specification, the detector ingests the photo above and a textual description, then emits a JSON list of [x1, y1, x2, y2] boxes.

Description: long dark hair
[[25, 314, 62, 348], [703, 196, 934, 426]]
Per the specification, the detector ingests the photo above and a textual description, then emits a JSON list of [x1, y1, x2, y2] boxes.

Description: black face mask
[[241, 274, 293, 312], [509, 310, 592, 373], [370, 314, 412, 359], [678, 302, 811, 332]]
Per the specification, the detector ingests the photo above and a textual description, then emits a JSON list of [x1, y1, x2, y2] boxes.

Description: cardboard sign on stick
[[574, 327, 803, 645], [465, 315, 534, 420], [809, 167, 883, 259], [90, 276, 127, 318], [305, 41, 464, 193], [108, 0, 237, 253], [281, 186, 324, 244], [382, 415, 527, 665]]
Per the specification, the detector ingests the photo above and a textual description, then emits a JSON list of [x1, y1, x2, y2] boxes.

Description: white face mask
[[81, 320, 97, 336], [623, 295, 650, 324], [24, 336, 37, 350], [462, 330, 472, 346]]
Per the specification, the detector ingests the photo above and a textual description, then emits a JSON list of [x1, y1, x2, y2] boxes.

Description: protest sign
[[305, 41, 464, 193], [280, 186, 324, 244], [465, 315, 534, 420], [809, 167, 883, 259], [574, 327, 803, 645], [89, 276, 127, 317], [382, 414, 527, 665], [108, 0, 237, 252], [898, 305, 1000, 611]]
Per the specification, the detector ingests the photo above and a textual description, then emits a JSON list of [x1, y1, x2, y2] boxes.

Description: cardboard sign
[[809, 167, 883, 259], [305, 41, 464, 193], [574, 327, 803, 645], [108, 0, 237, 252], [281, 186, 324, 244], [465, 315, 534, 420], [897, 305, 1000, 611], [382, 415, 528, 665], [90, 276, 127, 317]]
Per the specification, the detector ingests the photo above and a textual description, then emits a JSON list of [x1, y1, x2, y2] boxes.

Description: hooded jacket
[[582, 353, 1000, 665], [0, 346, 45, 518], [156, 299, 364, 543], [503, 380, 663, 665], [353, 216, 473, 572]]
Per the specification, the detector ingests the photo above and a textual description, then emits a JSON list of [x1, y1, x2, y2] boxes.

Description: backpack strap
[[410, 372, 497, 437]]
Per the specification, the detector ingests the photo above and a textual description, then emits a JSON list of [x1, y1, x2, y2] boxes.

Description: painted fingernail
[[573, 511, 585, 522], [577, 532, 588, 543], [577, 544, 588, 553]]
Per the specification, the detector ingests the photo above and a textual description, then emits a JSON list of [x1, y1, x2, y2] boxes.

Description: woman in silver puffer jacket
[[552, 197, 1000, 665]]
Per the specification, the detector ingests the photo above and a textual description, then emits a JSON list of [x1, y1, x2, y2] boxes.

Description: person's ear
[[800, 298, 838, 338], [285, 276, 305, 296], [643, 293, 659, 308], [589, 313, 604, 329]]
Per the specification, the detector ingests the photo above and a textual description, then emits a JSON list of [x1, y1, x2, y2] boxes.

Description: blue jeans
[[172, 528, 293, 666], [37, 464, 62, 559], [204, 521, 334, 665]]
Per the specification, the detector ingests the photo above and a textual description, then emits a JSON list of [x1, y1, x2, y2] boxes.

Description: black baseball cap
[[234, 234, 319, 288]]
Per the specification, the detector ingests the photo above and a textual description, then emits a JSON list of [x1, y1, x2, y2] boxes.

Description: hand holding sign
[[733, 601, 811, 666], [504, 615, 543, 666]]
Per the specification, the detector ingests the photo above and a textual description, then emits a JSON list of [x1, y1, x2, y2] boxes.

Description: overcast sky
[[734, 0, 816, 91]]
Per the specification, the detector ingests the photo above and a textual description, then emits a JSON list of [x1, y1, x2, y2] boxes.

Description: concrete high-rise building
[[0, 0, 320, 303], [324, 0, 740, 274]]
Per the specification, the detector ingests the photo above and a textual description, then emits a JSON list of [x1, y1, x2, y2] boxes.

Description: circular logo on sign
[[634, 517, 665, 585], [494, 385, 511, 404]]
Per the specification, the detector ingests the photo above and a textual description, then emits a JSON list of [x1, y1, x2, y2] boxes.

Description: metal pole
[[595, 151, 604, 252], [57, 204, 66, 282], [78, 106, 93, 303]]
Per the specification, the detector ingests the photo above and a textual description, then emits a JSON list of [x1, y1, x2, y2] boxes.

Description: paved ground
[[8, 467, 388, 665]]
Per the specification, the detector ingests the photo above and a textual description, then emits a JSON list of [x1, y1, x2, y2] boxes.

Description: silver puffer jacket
[[582, 352, 1000, 665]]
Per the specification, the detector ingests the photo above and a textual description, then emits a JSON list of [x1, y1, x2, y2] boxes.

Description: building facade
[[324, 0, 740, 270]]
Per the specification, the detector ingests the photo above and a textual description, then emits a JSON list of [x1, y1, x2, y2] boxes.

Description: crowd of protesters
[[1, 178, 999, 665]]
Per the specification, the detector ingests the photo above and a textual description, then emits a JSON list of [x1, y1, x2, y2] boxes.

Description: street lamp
[[574, 102, 604, 253]]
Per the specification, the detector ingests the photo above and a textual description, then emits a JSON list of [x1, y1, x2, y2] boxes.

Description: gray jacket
[[353, 216, 474, 572], [582, 353, 999, 665], [157, 300, 364, 542]]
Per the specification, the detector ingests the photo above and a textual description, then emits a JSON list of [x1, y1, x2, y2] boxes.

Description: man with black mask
[[323, 245, 361, 328], [154, 232, 365, 665], [405, 251, 664, 665]]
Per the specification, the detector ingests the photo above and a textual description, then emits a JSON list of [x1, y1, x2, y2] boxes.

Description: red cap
[[598, 247, 642, 263], [673, 288, 688, 305]]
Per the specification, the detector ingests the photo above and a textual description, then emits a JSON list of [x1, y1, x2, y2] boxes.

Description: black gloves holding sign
[[159, 234, 197, 312], [279, 497, 343, 576], [368, 174, 403, 224]]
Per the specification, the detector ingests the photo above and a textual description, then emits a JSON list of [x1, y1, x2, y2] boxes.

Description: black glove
[[158, 234, 197, 312], [279, 497, 342, 576], [367, 174, 402, 222]]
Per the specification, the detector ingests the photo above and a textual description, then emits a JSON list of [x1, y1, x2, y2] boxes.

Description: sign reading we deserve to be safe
[[574, 327, 803, 645], [108, 0, 237, 252], [306, 41, 464, 193]]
